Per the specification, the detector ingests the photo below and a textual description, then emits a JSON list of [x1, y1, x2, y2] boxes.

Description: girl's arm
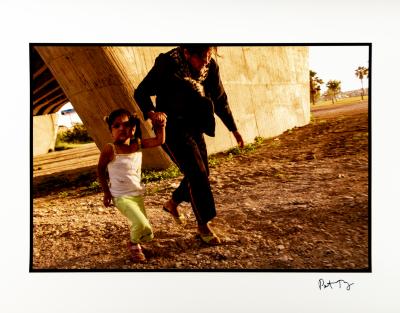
[[141, 123, 166, 149], [97, 144, 113, 207]]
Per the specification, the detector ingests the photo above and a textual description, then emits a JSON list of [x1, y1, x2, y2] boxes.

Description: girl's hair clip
[[103, 116, 109, 123]]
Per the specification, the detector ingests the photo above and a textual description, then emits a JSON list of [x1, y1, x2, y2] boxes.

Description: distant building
[[61, 108, 75, 115]]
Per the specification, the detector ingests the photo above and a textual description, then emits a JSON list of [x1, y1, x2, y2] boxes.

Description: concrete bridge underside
[[32, 46, 310, 169]]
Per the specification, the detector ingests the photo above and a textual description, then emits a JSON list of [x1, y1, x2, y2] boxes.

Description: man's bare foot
[[163, 199, 186, 225], [198, 222, 221, 245]]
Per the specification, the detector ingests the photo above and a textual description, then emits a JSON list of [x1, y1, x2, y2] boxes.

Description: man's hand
[[233, 130, 244, 148]]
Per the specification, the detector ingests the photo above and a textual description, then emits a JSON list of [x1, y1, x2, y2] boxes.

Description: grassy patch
[[226, 136, 265, 156], [54, 124, 93, 151], [314, 96, 368, 108], [35, 136, 271, 197], [142, 136, 267, 182], [268, 139, 281, 148], [87, 181, 101, 192], [208, 155, 221, 168], [141, 165, 181, 183], [57, 191, 70, 197], [33, 169, 98, 198], [54, 142, 87, 151]]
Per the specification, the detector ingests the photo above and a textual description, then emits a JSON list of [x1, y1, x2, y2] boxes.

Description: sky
[[309, 45, 370, 92], [57, 104, 82, 127], [57, 103, 82, 127]]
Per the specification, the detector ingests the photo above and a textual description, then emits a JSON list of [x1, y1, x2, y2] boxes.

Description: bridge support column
[[35, 46, 171, 169]]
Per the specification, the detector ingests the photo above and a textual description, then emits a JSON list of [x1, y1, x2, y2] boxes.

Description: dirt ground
[[32, 101, 369, 270]]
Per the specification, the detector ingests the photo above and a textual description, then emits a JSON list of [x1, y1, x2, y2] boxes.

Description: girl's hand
[[103, 192, 112, 207], [148, 111, 167, 127]]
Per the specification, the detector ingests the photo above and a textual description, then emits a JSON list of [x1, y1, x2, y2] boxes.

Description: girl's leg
[[113, 195, 154, 244]]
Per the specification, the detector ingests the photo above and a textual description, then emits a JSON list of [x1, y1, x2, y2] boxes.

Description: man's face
[[185, 48, 212, 72]]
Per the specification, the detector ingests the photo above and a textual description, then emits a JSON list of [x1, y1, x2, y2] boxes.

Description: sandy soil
[[32, 101, 369, 270]]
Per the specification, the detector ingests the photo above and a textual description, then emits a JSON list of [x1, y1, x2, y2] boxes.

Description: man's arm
[[207, 61, 237, 131], [134, 55, 167, 117], [207, 61, 244, 148], [134, 73, 157, 120], [134, 55, 168, 126]]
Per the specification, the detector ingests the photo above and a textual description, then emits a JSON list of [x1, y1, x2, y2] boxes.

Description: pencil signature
[[318, 279, 354, 291]]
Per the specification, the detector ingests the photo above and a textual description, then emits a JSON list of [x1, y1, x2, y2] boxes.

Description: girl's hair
[[104, 108, 142, 141]]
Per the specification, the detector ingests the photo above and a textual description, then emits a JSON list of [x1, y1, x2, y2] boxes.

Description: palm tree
[[355, 66, 369, 100], [326, 80, 342, 104], [310, 70, 324, 105]]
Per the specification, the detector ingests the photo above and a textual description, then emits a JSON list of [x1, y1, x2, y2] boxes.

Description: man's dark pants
[[163, 129, 216, 225]]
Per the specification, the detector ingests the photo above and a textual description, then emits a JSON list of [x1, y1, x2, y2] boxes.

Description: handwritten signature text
[[318, 279, 354, 291]]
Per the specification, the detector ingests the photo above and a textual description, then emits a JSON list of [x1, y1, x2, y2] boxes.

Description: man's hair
[[180, 44, 216, 57]]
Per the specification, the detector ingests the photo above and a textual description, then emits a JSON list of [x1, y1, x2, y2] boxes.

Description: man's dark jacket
[[134, 50, 238, 137]]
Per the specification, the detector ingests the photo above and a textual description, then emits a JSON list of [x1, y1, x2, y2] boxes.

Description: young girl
[[97, 108, 166, 262]]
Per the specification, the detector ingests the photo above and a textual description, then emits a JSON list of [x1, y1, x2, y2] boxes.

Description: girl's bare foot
[[127, 242, 146, 262]]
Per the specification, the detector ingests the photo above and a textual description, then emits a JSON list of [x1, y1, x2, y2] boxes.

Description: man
[[134, 45, 244, 245]]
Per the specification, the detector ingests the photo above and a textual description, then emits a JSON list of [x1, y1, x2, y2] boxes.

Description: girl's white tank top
[[107, 144, 144, 197]]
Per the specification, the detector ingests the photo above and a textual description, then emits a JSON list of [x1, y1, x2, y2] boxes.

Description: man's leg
[[164, 133, 216, 225], [171, 177, 190, 204]]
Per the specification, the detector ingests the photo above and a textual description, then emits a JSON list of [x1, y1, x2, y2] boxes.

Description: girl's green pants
[[113, 195, 154, 244]]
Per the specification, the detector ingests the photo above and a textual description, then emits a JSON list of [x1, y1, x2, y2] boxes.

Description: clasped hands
[[148, 110, 244, 149], [148, 111, 167, 128]]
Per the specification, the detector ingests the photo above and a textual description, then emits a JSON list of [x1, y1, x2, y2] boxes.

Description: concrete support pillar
[[33, 113, 58, 156], [35, 46, 171, 169], [34, 46, 310, 166], [209, 46, 310, 154]]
